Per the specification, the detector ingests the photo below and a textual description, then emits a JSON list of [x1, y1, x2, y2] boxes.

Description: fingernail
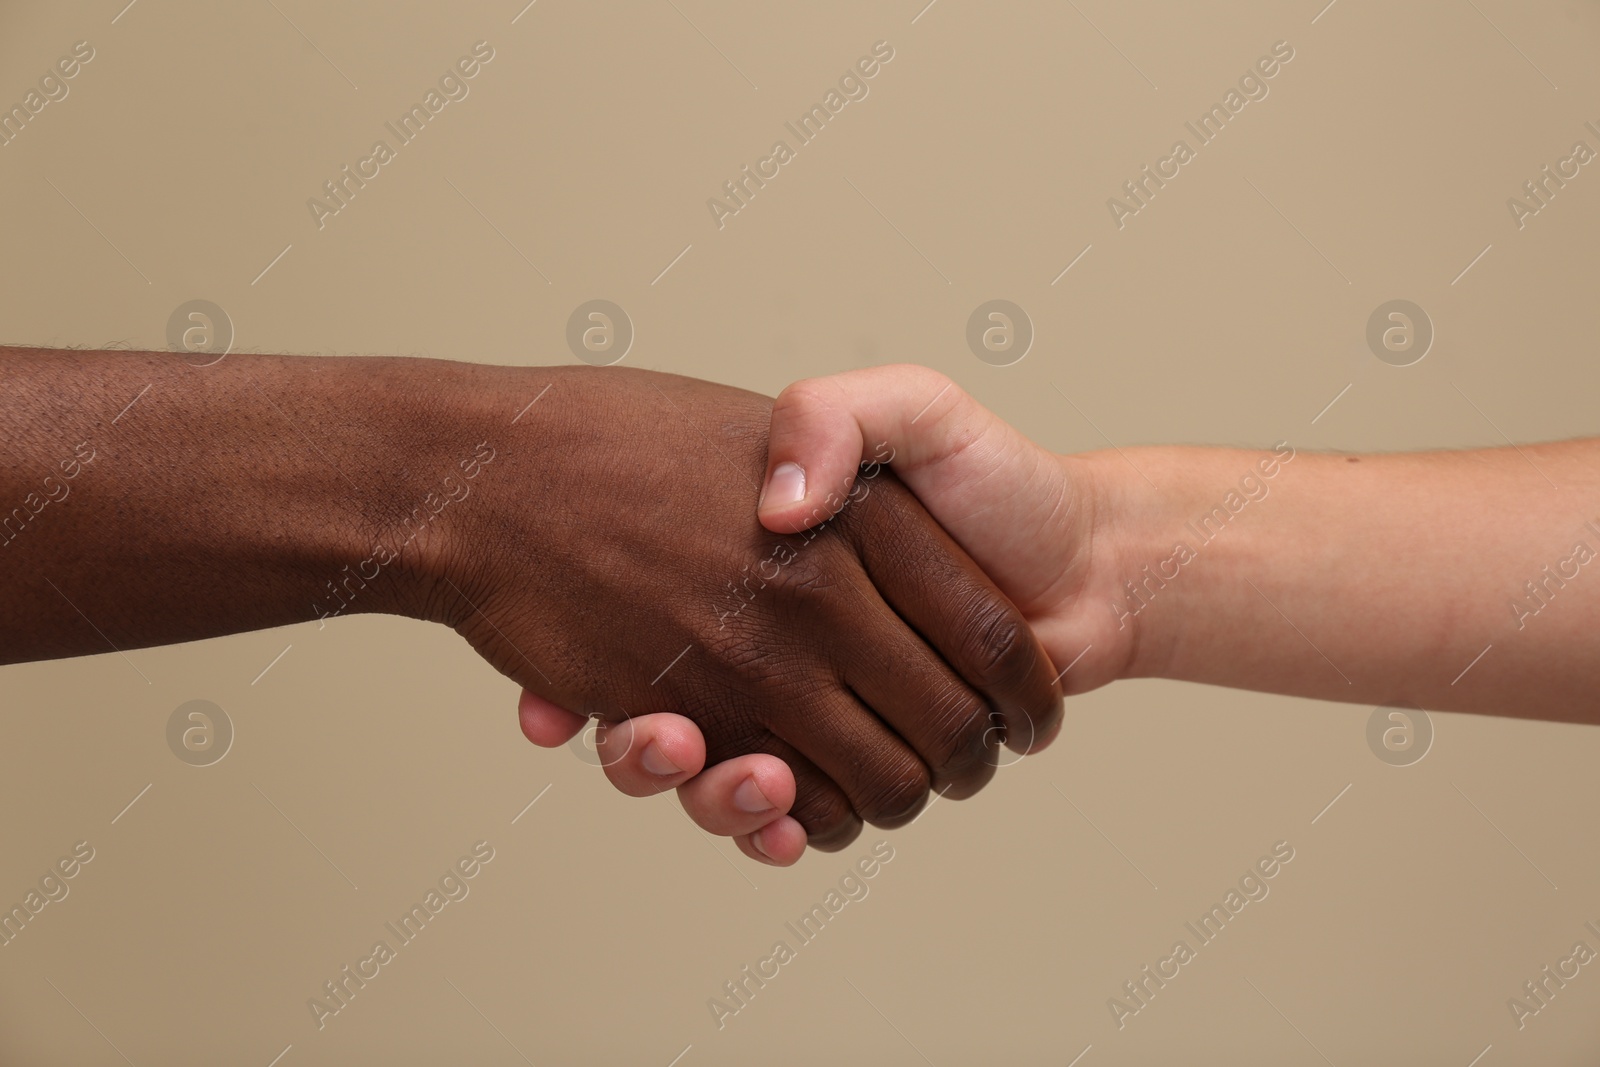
[[760, 462, 806, 509], [749, 830, 774, 861], [733, 776, 774, 813], [639, 741, 682, 778]]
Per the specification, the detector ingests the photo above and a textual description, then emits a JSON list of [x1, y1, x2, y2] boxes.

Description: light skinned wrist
[[1054, 443, 1296, 688]]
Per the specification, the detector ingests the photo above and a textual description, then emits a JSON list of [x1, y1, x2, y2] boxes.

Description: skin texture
[[0, 348, 1062, 855], [517, 696, 808, 865], [755, 364, 1600, 720], [535, 363, 1600, 847]]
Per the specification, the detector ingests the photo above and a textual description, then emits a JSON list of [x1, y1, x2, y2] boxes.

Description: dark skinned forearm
[[0, 347, 493, 663]]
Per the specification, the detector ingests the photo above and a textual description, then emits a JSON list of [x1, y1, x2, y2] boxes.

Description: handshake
[[462, 361, 1596, 866], [490, 362, 1107, 867], [5, 347, 1592, 869]]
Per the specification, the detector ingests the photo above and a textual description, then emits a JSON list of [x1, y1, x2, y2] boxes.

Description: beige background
[[2, 0, 1599, 1063]]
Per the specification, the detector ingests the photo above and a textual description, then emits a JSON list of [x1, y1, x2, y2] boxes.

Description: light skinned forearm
[[1083, 439, 1600, 722], [0, 347, 500, 664]]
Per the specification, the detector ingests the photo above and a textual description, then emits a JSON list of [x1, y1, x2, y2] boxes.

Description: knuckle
[[763, 551, 845, 625], [906, 364, 953, 398], [922, 688, 996, 780], [854, 754, 931, 828], [936, 747, 998, 800], [959, 601, 1034, 692], [792, 781, 860, 850], [777, 554, 837, 598], [808, 818, 864, 853], [770, 378, 833, 428]]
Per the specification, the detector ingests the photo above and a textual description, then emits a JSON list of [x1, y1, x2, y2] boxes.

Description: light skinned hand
[[758, 363, 1114, 701], [516, 689, 807, 865]]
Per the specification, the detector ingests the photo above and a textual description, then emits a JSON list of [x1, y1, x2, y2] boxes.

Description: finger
[[745, 735, 861, 852], [758, 365, 1020, 529], [773, 682, 933, 831], [595, 714, 708, 797], [517, 687, 589, 747], [842, 472, 1063, 756], [735, 816, 807, 866], [836, 578, 1001, 800], [518, 688, 833, 852], [760, 365, 1069, 609], [677, 753, 796, 836]]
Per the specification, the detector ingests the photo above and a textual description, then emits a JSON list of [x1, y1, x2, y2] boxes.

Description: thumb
[[758, 364, 1069, 611]]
